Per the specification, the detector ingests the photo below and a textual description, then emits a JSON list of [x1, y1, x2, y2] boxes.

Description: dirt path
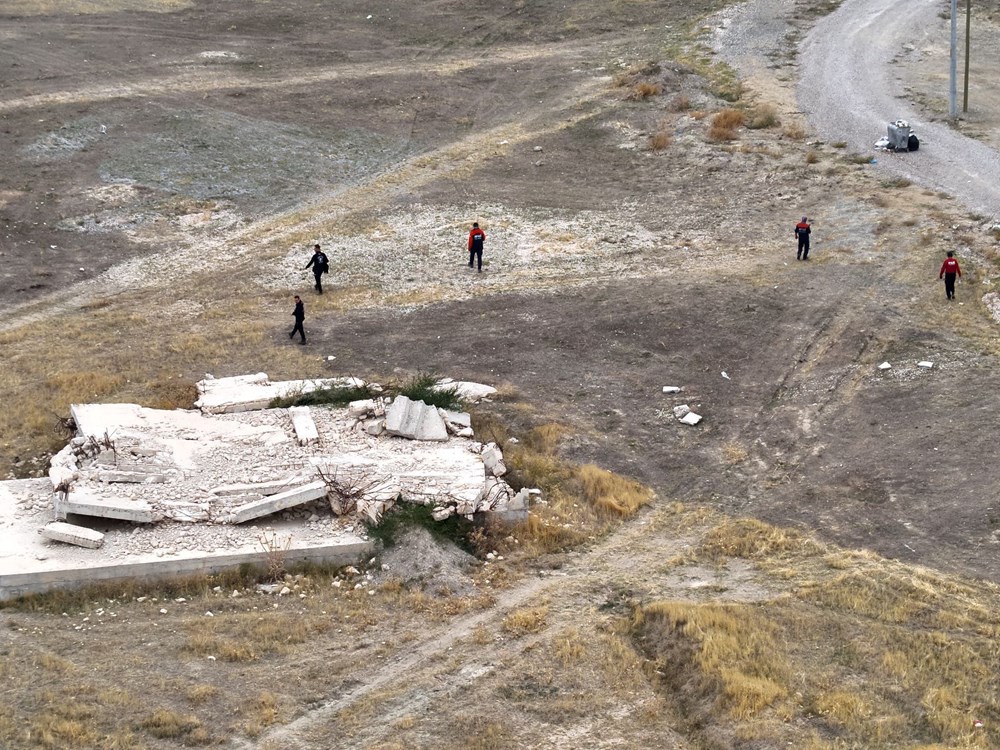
[[798, 0, 1000, 216], [242, 505, 772, 750]]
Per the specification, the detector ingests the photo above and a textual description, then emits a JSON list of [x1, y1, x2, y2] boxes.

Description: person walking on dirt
[[795, 216, 811, 260], [468, 222, 486, 272], [305, 244, 329, 294], [940, 250, 962, 300], [289, 295, 306, 344]]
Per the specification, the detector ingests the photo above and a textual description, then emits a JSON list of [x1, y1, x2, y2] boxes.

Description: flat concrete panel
[[57, 493, 157, 523], [229, 481, 328, 524], [41, 522, 105, 549], [289, 406, 319, 446]]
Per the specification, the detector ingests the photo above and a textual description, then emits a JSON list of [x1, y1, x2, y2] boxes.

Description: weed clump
[[708, 108, 744, 141], [648, 131, 672, 151], [269, 382, 375, 408], [745, 103, 779, 129], [625, 81, 663, 101], [395, 372, 464, 410]]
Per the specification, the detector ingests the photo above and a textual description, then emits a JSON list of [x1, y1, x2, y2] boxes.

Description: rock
[[40, 521, 104, 549], [672, 404, 691, 419], [917, 361, 934, 368], [288, 406, 319, 446], [348, 399, 377, 418], [662, 386, 682, 393], [384, 396, 448, 441], [878, 362, 892, 370], [364, 418, 385, 436], [679, 412, 702, 426], [431, 506, 455, 521], [432, 378, 497, 403]]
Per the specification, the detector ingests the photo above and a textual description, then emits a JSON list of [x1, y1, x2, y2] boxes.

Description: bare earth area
[[4, 0, 1000, 747]]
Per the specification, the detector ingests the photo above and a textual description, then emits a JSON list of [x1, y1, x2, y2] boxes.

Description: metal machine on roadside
[[875, 119, 919, 152]]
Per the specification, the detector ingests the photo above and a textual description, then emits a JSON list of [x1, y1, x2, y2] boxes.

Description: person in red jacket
[[467, 222, 486, 272], [939, 250, 961, 300], [795, 216, 811, 260]]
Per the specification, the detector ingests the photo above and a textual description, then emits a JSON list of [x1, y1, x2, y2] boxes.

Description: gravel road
[[716, 0, 1000, 218]]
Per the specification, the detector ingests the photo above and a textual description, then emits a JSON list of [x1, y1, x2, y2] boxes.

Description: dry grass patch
[[745, 103, 779, 129], [242, 692, 282, 738], [139, 708, 210, 743], [721, 440, 748, 464], [707, 108, 744, 142], [668, 93, 691, 111], [577, 464, 652, 517], [184, 684, 218, 704], [502, 605, 549, 636], [698, 517, 819, 561], [805, 150, 820, 164], [625, 81, 663, 101], [648, 130, 672, 151], [782, 122, 807, 140], [183, 611, 331, 662]]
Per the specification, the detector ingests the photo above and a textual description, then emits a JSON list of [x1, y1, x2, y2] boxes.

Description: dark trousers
[[944, 273, 956, 299], [313, 271, 324, 294], [469, 247, 482, 271], [797, 236, 810, 259], [290, 320, 306, 342]]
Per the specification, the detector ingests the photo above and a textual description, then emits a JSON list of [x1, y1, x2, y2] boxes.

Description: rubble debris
[[210, 477, 307, 496], [289, 406, 319, 446], [662, 386, 682, 393], [384, 396, 449, 441], [679, 412, 703, 426], [917, 361, 934, 369], [672, 404, 691, 419], [481, 442, 507, 477], [41, 521, 105, 549], [97, 470, 166, 484], [878, 362, 892, 370]]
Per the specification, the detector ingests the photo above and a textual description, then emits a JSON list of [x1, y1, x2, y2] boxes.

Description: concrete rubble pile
[[33, 373, 531, 550]]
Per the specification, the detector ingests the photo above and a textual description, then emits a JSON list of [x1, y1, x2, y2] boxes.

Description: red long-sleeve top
[[940, 257, 961, 278], [468, 227, 486, 250]]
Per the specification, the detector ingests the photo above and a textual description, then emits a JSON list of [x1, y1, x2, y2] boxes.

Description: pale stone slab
[[662, 386, 682, 393], [878, 362, 892, 370], [289, 406, 319, 446], [384, 396, 448, 442], [227, 481, 328, 524], [672, 404, 691, 419], [481, 443, 507, 477], [56, 491, 156, 523], [41, 522, 105, 549], [210, 478, 307, 496], [348, 399, 377, 418], [195, 374, 365, 414], [679, 412, 703, 426], [917, 361, 934, 368], [438, 408, 472, 430], [433, 378, 497, 402]]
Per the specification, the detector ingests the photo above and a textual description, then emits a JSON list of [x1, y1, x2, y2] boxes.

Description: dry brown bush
[[782, 123, 807, 140], [626, 81, 663, 101], [713, 108, 745, 129], [668, 93, 691, 111], [648, 131, 672, 151], [745, 103, 779, 129], [707, 124, 738, 142], [805, 150, 820, 164], [502, 605, 549, 636]]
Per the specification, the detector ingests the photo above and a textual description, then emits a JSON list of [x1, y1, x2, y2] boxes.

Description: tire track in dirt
[[0, 40, 588, 114], [241, 506, 772, 750]]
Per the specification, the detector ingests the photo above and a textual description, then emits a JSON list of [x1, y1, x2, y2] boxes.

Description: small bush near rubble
[[270, 382, 375, 408], [395, 372, 464, 410], [626, 81, 664, 101]]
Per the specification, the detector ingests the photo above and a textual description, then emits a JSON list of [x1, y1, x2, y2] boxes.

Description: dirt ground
[[5, 0, 1000, 747]]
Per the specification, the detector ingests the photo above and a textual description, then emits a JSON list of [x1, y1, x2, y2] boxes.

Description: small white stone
[[662, 386, 682, 393], [917, 361, 934, 368], [159, 608, 168, 614], [878, 362, 892, 370]]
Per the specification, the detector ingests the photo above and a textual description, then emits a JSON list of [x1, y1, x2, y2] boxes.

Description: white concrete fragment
[[917, 361, 934, 368], [210, 478, 306, 496], [384, 396, 448, 441], [41, 522, 105, 549], [431, 506, 455, 521], [97, 470, 166, 484], [432, 378, 497, 402], [672, 404, 691, 419], [481, 443, 507, 477], [347, 399, 377, 418], [662, 386, 682, 393], [438, 408, 472, 437], [679, 412, 703, 426], [288, 406, 319, 446], [227, 481, 328, 524], [55, 491, 156, 523], [878, 362, 892, 370], [364, 419, 385, 437]]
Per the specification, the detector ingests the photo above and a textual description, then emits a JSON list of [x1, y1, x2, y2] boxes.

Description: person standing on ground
[[795, 216, 811, 260], [468, 222, 486, 272], [289, 295, 306, 344], [940, 250, 962, 300], [305, 244, 329, 294]]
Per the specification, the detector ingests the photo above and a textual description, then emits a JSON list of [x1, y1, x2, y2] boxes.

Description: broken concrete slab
[[433, 378, 497, 402], [289, 406, 319, 446], [55, 490, 157, 523], [672, 404, 691, 419], [227, 481, 328, 524], [210, 478, 307, 497], [41, 522, 105, 549], [348, 399, 378, 418], [384, 396, 449, 441], [679, 412, 703, 426], [917, 361, 934, 368], [438, 408, 472, 431], [364, 419, 385, 437], [195, 374, 366, 414], [662, 386, 682, 393], [481, 443, 507, 477], [878, 362, 892, 370]]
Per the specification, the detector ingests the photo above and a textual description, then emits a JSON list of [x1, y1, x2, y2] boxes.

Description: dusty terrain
[[4, 0, 1000, 747]]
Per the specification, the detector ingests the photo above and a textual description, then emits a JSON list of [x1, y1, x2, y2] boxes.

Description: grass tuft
[[745, 103, 779, 129]]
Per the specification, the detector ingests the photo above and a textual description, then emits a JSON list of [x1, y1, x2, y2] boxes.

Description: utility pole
[[963, 0, 971, 112], [949, 0, 958, 118]]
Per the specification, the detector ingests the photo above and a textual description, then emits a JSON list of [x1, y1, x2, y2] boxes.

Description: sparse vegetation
[[648, 131, 672, 151], [805, 150, 820, 164], [708, 108, 744, 141], [745, 103, 779, 129], [625, 81, 663, 101]]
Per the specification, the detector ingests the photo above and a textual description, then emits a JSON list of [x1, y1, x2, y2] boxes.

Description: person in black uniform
[[305, 244, 329, 294], [289, 295, 306, 344], [795, 217, 811, 260]]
